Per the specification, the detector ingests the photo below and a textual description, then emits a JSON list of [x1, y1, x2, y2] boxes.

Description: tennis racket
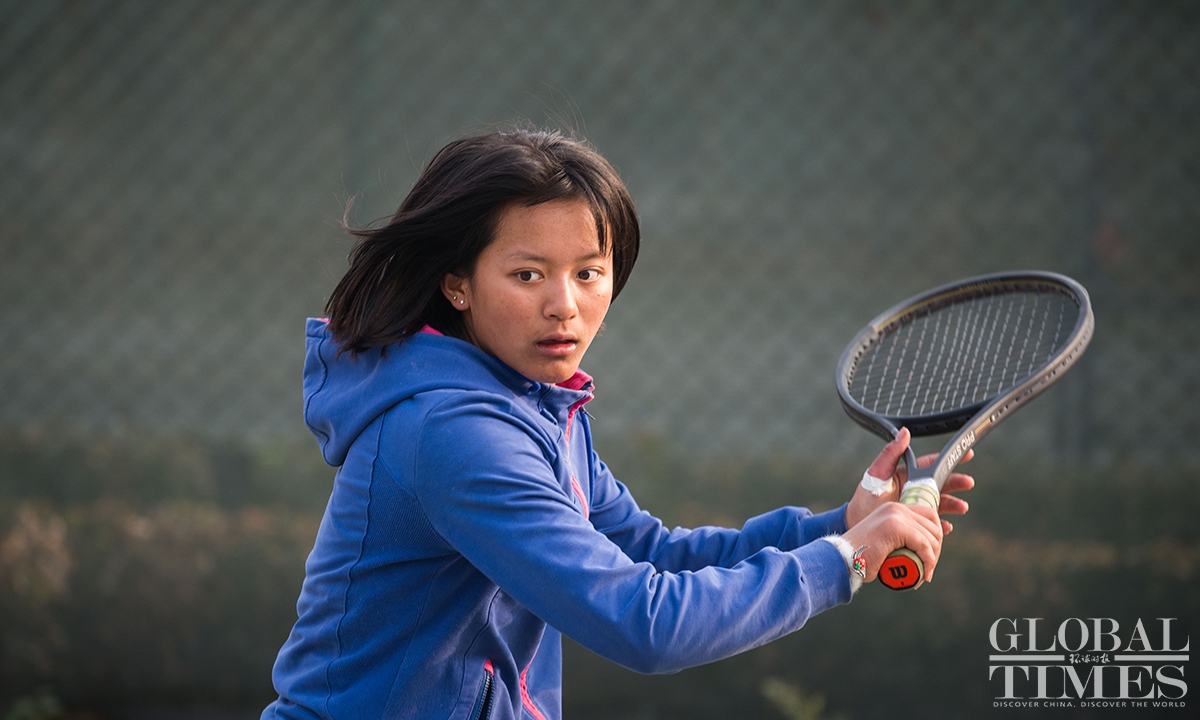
[[836, 270, 1094, 590]]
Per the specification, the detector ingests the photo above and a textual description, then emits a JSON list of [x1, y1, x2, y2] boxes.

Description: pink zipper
[[557, 371, 595, 520], [563, 399, 591, 520]]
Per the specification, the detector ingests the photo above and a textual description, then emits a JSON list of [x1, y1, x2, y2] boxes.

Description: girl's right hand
[[845, 428, 975, 535], [840, 501, 944, 583]]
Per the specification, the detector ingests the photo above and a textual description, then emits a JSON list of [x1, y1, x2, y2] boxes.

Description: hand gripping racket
[[836, 271, 1094, 590]]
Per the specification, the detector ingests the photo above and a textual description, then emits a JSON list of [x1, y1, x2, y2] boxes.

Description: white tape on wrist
[[822, 535, 863, 595], [860, 470, 894, 497]]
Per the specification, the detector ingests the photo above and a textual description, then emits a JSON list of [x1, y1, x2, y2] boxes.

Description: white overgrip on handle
[[899, 477, 940, 510]]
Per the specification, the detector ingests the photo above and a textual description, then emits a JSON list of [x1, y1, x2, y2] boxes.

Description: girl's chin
[[520, 357, 581, 384]]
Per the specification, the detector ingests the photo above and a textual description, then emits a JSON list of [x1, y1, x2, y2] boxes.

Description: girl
[[262, 129, 972, 720]]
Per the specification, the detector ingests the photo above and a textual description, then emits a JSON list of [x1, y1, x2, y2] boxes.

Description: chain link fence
[[3, 2, 1199, 717], [2, 0, 1197, 465]]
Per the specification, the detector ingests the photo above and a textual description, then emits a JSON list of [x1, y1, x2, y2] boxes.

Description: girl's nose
[[544, 276, 579, 320]]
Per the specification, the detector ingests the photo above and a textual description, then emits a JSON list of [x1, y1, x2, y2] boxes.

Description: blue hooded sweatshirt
[[262, 319, 853, 720]]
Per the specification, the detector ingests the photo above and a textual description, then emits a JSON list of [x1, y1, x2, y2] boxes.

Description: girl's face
[[442, 198, 613, 383]]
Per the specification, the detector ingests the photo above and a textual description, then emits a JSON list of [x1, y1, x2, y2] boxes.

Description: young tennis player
[[261, 129, 973, 720]]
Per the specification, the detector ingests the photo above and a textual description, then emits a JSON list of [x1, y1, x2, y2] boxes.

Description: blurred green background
[[1, 1, 1197, 718]]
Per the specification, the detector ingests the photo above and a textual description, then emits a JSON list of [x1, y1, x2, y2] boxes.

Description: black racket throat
[[837, 270, 1094, 489]]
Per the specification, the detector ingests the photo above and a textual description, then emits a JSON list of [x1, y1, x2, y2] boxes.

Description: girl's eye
[[516, 270, 539, 282], [577, 269, 601, 281]]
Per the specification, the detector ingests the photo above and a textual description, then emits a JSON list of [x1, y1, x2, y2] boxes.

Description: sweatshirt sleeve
[[411, 397, 853, 675], [587, 451, 849, 573]]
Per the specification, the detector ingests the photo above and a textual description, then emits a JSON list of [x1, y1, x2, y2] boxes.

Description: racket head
[[836, 271, 1094, 444]]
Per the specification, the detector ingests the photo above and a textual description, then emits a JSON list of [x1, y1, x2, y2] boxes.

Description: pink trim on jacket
[[519, 647, 548, 720], [555, 368, 593, 391], [569, 475, 590, 520]]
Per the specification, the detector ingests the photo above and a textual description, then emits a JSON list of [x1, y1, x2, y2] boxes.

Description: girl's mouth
[[537, 336, 578, 357]]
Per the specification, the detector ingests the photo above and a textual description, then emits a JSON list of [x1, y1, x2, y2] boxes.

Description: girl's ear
[[440, 273, 470, 311]]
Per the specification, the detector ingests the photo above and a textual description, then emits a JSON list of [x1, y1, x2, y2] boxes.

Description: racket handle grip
[[878, 482, 940, 591]]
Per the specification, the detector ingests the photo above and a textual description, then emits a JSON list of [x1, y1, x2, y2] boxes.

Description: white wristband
[[822, 535, 863, 595]]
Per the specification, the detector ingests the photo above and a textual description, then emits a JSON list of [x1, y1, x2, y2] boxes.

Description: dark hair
[[325, 129, 640, 355]]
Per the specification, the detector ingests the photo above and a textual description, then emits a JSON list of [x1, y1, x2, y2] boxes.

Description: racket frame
[[836, 270, 1094, 588]]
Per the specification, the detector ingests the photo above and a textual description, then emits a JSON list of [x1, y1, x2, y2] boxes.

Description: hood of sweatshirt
[[302, 318, 592, 466]]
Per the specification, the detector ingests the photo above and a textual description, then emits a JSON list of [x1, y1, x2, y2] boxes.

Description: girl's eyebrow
[[503, 251, 548, 262], [503, 250, 607, 263]]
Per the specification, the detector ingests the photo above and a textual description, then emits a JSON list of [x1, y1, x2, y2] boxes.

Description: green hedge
[[2, 431, 1196, 718]]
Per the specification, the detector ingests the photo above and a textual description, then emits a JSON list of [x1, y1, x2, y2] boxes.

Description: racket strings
[[850, 288, 1079, 418]]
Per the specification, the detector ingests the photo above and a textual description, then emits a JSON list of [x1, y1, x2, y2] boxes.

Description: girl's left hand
[[844, 427, 975, 535]]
